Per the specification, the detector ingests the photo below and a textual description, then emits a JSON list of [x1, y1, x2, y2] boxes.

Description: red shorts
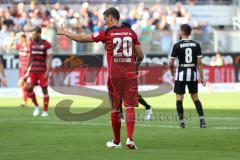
[[19, 68, 29, 79], [107, 77, 138, 108], [19, 70, 25, 78], [27, 72, 48, 88]]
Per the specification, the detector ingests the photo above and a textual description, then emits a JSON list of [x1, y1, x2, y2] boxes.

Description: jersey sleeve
[[197, 43, 202, 57], [47, 48, 53, 55], [91, 30, 105, 42], [42, 40, 52, 54], [132, 32, 140, 45], [44, 40, 52, 50], [170, 43, 177, 58]]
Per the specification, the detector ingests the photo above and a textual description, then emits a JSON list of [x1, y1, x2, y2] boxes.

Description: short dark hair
[[34, 27, 42, 34], [103, 7, 120, 21], [180, 24, 192, 36]]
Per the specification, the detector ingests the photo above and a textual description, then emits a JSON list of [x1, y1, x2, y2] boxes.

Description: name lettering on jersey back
[[180, 64, 196, 67], [32, 51, 44, 54], [114, 58, 131, 63], [32, 44, 45, 49], [180, 43, 196, 48], [111, 32, 132, 36]]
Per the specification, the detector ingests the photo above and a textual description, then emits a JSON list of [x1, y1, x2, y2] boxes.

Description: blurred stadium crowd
[[0, 0, 235, 54]]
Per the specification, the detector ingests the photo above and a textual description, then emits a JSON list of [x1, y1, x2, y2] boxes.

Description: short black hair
[[34, 27, 42, 34], [180, 24, 192, 36], [103, 7, 120, 21]]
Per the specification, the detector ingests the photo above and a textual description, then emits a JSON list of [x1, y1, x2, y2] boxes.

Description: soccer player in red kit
[[25, 27, 52, 117], [57, 7, 144, 149], [16, 33, 30, 107]]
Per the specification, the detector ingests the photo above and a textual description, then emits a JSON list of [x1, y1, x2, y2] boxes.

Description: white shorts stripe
[[193, 71, 197, 81], [175, 67, 178, 81], [178, 71, 183, 81], [186, 68, 191, 81]]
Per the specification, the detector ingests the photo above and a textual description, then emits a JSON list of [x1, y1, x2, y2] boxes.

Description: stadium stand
[[0, 0, 238, 55]]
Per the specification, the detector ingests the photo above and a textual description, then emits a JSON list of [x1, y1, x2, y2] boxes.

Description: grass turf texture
[[0, 92, 240, 160]]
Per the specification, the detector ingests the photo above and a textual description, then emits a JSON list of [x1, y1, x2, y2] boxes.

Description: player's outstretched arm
[[197, 57, 206, 86], [0, 57, 7, 87], [57, 25, 94, 43]]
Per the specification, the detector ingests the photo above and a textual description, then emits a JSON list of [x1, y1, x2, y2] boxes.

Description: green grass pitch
[[0, 92, 240, 160]]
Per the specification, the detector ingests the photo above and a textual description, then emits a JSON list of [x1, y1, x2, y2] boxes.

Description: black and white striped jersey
[[170, 39, 202, 82]]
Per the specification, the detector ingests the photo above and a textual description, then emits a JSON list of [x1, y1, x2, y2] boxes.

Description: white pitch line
[[0, 120, 239, 130], [0, 116, 239, 122], [206, 117, 240, 120]]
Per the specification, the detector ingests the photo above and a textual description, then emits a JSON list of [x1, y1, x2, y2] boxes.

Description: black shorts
[[174, 81, 198, 94]]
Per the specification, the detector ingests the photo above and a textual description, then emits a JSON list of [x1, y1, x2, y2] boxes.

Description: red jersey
[[91, 25, 140, 78], [29, 39, 52, 73], [16, 43, 30, 73]]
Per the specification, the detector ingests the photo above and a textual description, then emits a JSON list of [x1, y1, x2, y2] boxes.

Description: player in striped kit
[[169, 24, 207, 128], [25, 27, 52, 117]]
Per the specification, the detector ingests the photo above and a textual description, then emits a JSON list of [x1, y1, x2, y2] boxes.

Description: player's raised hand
[[57, 24, 66, 35], [1, 77, 7, 87]]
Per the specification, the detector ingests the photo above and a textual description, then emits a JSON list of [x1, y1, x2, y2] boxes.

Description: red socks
[[43, 95, 49, 111], [111, 107, 135, 143], [111, 110, 121, 144], [28, 92, 39, 106], [23, 88, 28, 104], [27, 92, 49, 111], [125, 107, 135, 140]]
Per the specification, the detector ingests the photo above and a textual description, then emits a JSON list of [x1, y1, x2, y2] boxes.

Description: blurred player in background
[[126, 94, 152, 121], [119, 22, 153, 121], [0, 57, 7, 87], [169, 24, 207, 128], [25, 27, 52, 117], [57, 7, 143, 149], [119, 93, 152, 121], [16, 32, 30, 107]]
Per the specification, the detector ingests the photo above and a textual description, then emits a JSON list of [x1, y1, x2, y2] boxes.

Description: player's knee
[[27, 85, 33, 93], [117, 107, 122, 113], [42, 87, 48, 95], [191, 94, 199, 101], [111, 106, 115, 111], [176, 94, 184, 101], [111, 107, 119, 113]]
